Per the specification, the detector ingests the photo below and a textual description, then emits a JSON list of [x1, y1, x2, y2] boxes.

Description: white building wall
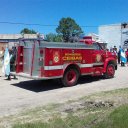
[[99, 24, 121, 49], [121, 28, 128, 48]]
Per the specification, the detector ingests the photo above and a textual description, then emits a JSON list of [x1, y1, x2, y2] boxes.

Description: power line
[[0, 21, 57, 26], [81, 25, 98, 27], [0, 21, 123, 28], [0, 21, 98, 27]]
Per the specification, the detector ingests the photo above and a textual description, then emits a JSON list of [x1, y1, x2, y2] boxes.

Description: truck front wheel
[[62, 68, 79, 87], [104, 64, 115, 79]]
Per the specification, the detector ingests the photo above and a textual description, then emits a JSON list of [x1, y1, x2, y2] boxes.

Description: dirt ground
[[0, 65, 128, 117]]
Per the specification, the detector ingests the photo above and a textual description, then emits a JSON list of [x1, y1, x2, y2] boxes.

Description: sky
[[0, 0, 128, 35]]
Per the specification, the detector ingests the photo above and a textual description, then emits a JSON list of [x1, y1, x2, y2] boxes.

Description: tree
[[46, 33, 63, 42], [20, 28, 37, 34], [56, 17, 83, 42]]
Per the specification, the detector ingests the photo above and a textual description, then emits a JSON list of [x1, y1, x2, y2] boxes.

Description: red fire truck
[[11, 37, 117, 87]]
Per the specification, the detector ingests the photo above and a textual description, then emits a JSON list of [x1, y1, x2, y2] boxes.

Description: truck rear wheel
[[104, 64, 115, 79], [62, 68, 79, 87]]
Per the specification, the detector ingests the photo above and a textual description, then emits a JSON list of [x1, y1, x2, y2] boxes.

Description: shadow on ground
[[11, 76, 103, 93]]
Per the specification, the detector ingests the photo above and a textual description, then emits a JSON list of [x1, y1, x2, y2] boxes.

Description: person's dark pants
[[118, 56, 120, 64], [121, 62, 125, 66], [10, 64, 15, 71], [7, 74, 11, 80], [10, 64, 17, 79]]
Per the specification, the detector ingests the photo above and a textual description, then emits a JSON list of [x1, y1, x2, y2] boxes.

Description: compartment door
[[23, 46, 33, 74], [31, 42, 40, 76]]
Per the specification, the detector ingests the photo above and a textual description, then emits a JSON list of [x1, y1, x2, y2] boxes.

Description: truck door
[[81, 49, 93, 74], [92, 43, 105, 65]]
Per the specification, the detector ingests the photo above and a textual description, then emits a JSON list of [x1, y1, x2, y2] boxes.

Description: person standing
[[10, 47, 17, 79], [2, 47, 12, 80], [118, 49, 121, 64], [113, 46, 117, 54], [120, 47, 126, 66], [0, 47, 5, 77], [125, 49, 128, 66]]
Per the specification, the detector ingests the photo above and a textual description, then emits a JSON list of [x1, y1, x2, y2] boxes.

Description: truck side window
[[92, 43, 101, 50]]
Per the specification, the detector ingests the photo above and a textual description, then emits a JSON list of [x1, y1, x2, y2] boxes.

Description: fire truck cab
[[11, 37, 117, 87]]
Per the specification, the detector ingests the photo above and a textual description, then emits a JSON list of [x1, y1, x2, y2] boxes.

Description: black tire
[[104, 64, 115, 79], [62, 68, 79, 87]]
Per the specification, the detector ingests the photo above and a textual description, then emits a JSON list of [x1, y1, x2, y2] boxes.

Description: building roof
[[0, 34, 38, 39], [99, 23, 121, 27]]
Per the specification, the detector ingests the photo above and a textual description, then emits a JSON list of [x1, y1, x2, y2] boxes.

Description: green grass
[[13, 122, 49, 128], [13, 105, 128, 128], [93, 105, 128, 128], [12, 115, 96, 128], [1, 88, 128, 128], [81, 88, 128, 101]]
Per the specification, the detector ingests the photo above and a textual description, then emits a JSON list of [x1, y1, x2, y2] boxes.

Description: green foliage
[[20, 28, 37, 34], [45, 33, 62, 42], [56, 17, 83, 42], [93, 105, 128, 128]]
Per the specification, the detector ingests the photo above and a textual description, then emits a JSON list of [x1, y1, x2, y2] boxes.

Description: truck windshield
[[92, 43, 104, 50]]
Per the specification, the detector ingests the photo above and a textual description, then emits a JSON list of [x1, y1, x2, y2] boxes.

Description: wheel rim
[[107, 65, 114, 77], [66, 70, 76, 86]]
